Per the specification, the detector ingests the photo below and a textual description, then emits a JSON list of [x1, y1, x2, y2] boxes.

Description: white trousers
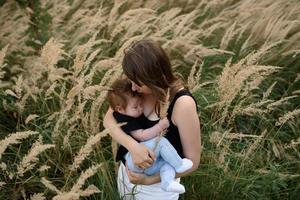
[[117, 162, 180, 200]]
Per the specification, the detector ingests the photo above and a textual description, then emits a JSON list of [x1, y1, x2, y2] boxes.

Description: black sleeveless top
[[115, 89, 197, 163]]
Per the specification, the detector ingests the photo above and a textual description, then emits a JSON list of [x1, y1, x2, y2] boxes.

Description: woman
[[103, 39, 201, 200]]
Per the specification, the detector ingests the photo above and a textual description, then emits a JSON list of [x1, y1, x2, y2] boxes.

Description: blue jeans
[[125, 137, 183, 189]]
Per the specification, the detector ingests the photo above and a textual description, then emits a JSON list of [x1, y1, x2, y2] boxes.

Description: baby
[[107, 78, 193, 194]]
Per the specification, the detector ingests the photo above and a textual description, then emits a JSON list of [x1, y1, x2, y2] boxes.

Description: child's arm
[[130, 118, 169, 141]]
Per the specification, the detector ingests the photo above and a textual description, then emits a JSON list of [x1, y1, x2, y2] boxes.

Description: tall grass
[[0, 0, 299, 199]]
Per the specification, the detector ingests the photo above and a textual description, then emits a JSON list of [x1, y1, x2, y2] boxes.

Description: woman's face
[[131, 81, 152, 95]]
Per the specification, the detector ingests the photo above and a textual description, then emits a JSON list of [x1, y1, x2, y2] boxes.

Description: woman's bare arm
[[172, 95, 201, 174], [103, 107, 155, 168]]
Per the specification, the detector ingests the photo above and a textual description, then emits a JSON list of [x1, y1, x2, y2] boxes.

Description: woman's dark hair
[[122, 39, 183, 111]]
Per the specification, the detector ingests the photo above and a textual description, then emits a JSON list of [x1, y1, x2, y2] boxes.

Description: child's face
[[124, 96, 143, 118]]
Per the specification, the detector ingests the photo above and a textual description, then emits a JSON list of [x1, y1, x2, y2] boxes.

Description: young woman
[[103, 39, 201, 200]]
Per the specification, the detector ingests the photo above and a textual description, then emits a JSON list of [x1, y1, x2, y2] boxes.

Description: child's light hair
[[107, 78, 138, 111]]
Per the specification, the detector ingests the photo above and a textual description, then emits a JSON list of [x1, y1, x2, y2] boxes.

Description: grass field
[[0, 0, 300, 199]]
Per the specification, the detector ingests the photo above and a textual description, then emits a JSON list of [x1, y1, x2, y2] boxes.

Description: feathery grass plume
[[63, 124, 77, 149], [111, 140, 119, 174], [0, 1, 31, 52], [0, 162, 7, 170], [83, 85, 109, 100], [216, 54, 280, 121], [44, 162, 103, 199], [220, 22, 237, 50], [30, 193, 46, 200], [184, 44, 234, 62], [275, 109, 300, 126], [89, 91, 108, 135], [256, 169, 300, 180], [111, 8, 156, 41], [292, 90, 300, 95], [245, 41, 283, 65], [65, 78, 84, 111], [0, 131, 38, 160], [262, 81, 277, 100], [188, 60, 201, 92], [173, 8, 199, 37], [41, 38, 70, 82], [209, 131, 222, 146], [266, 95, 298, 112], [284, 137, 300, 150], [25, 114, 39, 125], [0, 182, 5, 187], [4, 89, 19, 98], [69, 129, 109, 171], [41, 177, 61, 195], [17, 137, 55, 176], [50, 171, 102, 200], [38, 165, 51, 173], [108, 0, 127, 30], [0, 44, 8, 80], [270, 139, 281, 159], [71, 163, 103, 193], [79, 184, 101, 197], [41, 38, 66, 68], [244, 130, 267, 159]]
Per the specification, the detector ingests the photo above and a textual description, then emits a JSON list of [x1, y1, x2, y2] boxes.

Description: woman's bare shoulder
[[171, 95, 197, 125]]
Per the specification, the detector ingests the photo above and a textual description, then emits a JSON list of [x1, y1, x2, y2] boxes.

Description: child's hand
[[158, 117, 170, 131]]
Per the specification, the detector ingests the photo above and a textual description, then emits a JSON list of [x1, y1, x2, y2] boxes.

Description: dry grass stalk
[[217, 54, 280, 120], [69, 129, 109, 171], [187, 60, 204, 93], [284, 137, 300, 150], [0, 45, 8, 80], [276, 109, 300, 126], [83, 85, 109, 100], [79, 184, 101, 196], [256, 169, 300, 180], [41, 177, 61, 194], [30, 193, 46, 200], [0, 131, 38, 160], [220, 22, 237, 50], [0, 162, 7, 170], [262, 81, 277, 100], [244, 130, 267, 159], [0, 1, 31, 52], [89, 91, 108, 134], [41, 38, 66, 69], [71, 163, 103, 193], [25, 114, 39, 124], [17, 137, 55, 176], [38, 165, 51, 173], [63, 124, 77, 149], [0, 182, 5, 187], [65, 78, 84, 111], [266, 95, 298, 111]]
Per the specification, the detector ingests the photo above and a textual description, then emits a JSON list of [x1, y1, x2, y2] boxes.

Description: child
[[107, 78, 193, 194]]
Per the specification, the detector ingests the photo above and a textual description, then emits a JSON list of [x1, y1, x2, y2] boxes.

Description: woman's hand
[[126, 166, 148, 184], [129, 143, 155, 169], [126, 165, 160, 185]]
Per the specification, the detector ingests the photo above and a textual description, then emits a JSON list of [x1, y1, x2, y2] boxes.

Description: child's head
[[107, 78, 143, 118]]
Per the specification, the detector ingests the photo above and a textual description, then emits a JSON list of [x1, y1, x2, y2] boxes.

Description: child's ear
[[116, 105, 124, 113]]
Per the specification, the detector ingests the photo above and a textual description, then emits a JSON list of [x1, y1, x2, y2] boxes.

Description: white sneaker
[[165, 181, 185, 194]]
